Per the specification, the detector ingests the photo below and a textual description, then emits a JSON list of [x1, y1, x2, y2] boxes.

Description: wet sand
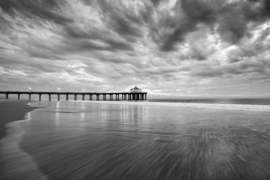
[[0, 99, 39, 140], [0, 99, 42, 179], [18, 101, 270, 179], [1, 100, 270, 180]]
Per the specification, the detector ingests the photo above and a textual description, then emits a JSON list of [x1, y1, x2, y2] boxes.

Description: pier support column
[[29, 94, 31, 100], [57, 94, 60, 101], [89, 95, 92, 101], [110, 94, 113, 100], [97, 95, 100, 101], [103, 94, 106, 100], [75, 94, 77, 101], [39, 94, 41, 101], [5, 93, 8, 99], [82, 94, 85, 101], [49, 94, 51, 101], [66, 94, 69, 101], [18, 94, 20, 100]]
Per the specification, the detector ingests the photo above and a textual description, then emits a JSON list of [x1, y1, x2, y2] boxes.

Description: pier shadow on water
[[1, 101, 270, 180]]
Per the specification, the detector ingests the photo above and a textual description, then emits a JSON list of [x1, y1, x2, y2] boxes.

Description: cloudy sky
[[0, 0, 270, 97]]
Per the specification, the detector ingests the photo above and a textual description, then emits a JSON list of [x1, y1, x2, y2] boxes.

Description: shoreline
[[0, 99, 39, 140]]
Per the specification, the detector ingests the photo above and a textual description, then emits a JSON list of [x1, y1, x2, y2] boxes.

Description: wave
[[0, 108, 49, 180], [72, 100, 270, 112]]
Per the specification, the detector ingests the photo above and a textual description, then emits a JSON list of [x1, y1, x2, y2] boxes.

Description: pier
[[0, 91, 147, 101]]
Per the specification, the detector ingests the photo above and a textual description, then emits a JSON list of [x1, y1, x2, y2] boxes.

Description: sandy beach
[[1, 100, 270, 179]]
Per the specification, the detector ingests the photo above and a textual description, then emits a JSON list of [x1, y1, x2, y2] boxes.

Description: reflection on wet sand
[[80, 102, 85, 121], [1, 101, 270, 180], [55, 101, 60, 125]]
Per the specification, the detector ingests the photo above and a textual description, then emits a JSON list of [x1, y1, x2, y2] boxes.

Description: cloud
[[64, 24, 134, 51], [0, 0, 73, 24], [0, 0, 270, 95]]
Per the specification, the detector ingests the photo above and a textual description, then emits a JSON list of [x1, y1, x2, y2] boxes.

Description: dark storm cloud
[[95, 0, 143, 38], [0, 0, 73, 24], [150, 0, 164, 6], [247, 0, 270, 19], [111, 16, 142, 37], [64, 24, 134, 51], [105, 39, 134, 51], [27, 49, 64, 60], [160, 0, 217, 51], [161, 20, 197, 51], [159, 0, 270, 51], [58, 39, 133, 53], [0, 16, 11, 32]]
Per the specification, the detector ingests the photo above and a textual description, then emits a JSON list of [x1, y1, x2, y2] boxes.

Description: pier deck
[[0, 91, 147, 101]]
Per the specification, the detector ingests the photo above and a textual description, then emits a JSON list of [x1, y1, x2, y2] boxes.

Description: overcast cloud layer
[[0, 0, 270, 96]]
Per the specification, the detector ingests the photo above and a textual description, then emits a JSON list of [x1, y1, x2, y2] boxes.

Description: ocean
[[1, 98, 270, 180]]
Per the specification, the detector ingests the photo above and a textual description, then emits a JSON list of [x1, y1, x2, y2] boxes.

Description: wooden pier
[[0, 91, 147, 101]]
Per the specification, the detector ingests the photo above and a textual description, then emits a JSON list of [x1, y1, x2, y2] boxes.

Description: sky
[[0, 0, 270, 97]]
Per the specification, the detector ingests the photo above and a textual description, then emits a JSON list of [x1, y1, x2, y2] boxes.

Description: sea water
[[1, 100, 270, 180]]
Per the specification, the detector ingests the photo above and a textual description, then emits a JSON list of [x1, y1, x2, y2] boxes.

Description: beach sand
[[1, 100, 270, 179], [0, 99, 39, 140]]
